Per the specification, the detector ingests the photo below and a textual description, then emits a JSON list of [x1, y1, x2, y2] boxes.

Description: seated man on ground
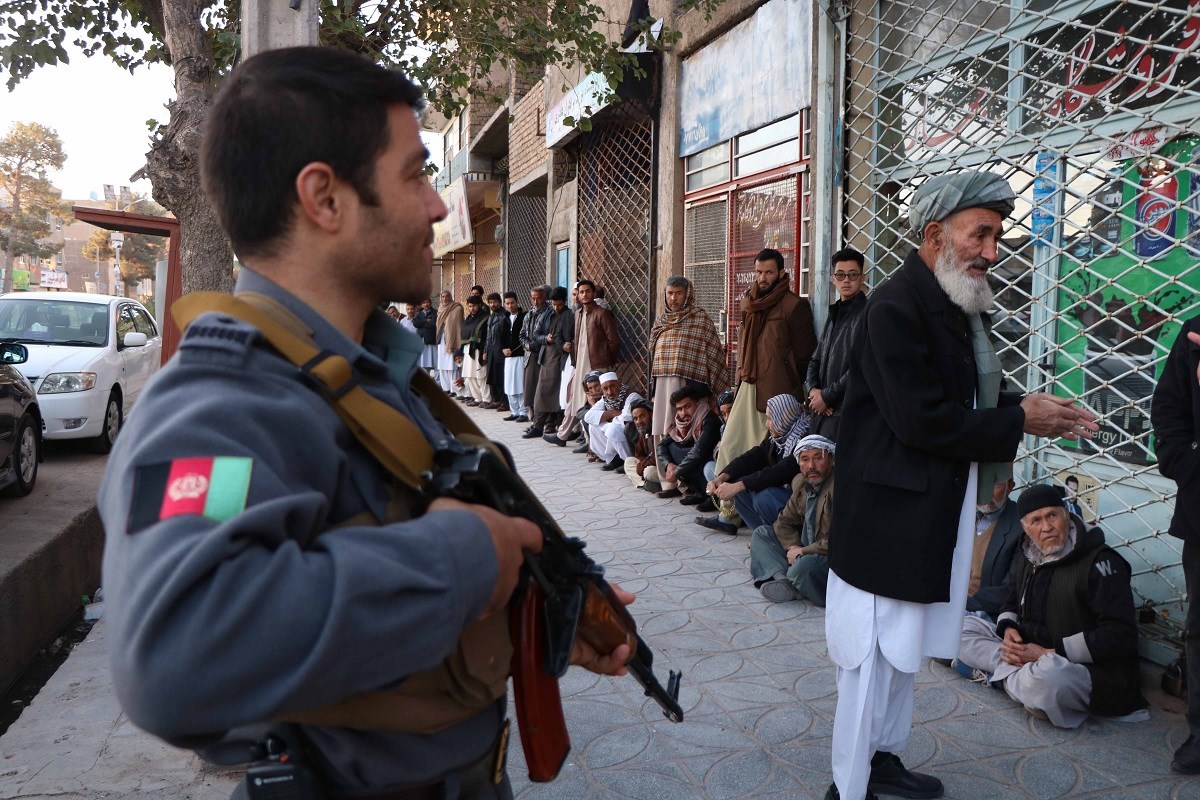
[[697, 393, 810, 535], [655, 384, 721, 504], [623, 400, 657, 490], [956, 484, 1148, 729], [573, 371, 604, 458], [966, 475, 1023, 623], [698, 389, 736, 515], [750, 435, 836, 605], [584, 372, 644, 471]]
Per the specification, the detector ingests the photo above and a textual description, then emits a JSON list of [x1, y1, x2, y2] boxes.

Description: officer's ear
[[294, 161, 348, 234]]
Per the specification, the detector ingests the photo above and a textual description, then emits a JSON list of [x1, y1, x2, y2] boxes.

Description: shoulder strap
[[172, 292, 483, 492]]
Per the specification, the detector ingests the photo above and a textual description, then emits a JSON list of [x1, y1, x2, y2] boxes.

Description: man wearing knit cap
[[750, 434, 837, 605], [823, 171, 1099, 800], [955, 484, 1146, 729]]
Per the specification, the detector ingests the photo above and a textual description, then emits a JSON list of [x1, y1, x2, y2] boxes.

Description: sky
[[0, 46, 176, 201]]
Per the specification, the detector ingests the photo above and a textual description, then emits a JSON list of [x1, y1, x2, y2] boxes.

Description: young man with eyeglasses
[[805, 248, 868, 440]]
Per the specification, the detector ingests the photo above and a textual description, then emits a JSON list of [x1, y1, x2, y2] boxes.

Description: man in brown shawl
[[525, 286, 575, 438], [717, 248, 816, 476], [434, 289, 464, 395]]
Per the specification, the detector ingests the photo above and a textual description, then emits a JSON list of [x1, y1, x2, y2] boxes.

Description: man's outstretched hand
[[1020, 393, 1099, 440]]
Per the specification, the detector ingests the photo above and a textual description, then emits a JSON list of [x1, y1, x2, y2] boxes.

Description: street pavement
[[1, 405, 1198, 799]]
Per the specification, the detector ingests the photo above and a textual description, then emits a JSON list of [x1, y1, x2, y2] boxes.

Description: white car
[[0, 291, 162, 452]]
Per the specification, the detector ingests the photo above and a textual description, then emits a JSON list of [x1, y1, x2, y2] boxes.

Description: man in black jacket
[[655, 384, 721, 503], [413, 296, 438, 375], [823, 171, 1098, 800], [1152, 315, 1200, 773], [499, 292, 527, 421], [806, 247, 868, 441], [483, 293, 508, 410], [965, 476, 1023, 621], [956, 484, 1146, 729]]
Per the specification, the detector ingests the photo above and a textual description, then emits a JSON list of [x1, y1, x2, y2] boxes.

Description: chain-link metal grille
[[439, 258, 454, 297], [845, 0, 1200, 660], [506, 193, 548, 300], [454, 251, 472, 302], [729, 175, 799, 374], [577, 103, 655, 394], [475, 242, 502, 296]]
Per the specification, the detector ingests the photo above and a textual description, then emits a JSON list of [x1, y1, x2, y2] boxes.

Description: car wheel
[[1, 412, 39, 497], [91, 391, 122, 454]]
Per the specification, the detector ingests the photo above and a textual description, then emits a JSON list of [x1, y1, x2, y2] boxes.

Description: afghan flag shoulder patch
[[129, 456, 254, 534]]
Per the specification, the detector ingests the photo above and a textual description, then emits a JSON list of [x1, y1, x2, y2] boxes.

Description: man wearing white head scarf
[[750, 435, 836, 606], [584, 372, 643, 470], [822, 171, 1099, 800]]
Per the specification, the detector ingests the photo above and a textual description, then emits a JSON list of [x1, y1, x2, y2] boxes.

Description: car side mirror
[[123, 331, 149, 348], [0, 342, 29, 364]]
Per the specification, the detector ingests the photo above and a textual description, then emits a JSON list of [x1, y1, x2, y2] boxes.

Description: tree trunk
[[140, 0, 235, 295]]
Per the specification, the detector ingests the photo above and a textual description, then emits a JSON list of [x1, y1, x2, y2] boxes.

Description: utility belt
[[233, 720, 510, 800]]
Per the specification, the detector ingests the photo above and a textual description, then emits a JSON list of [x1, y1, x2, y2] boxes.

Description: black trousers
[[486, 352, 506, 404]]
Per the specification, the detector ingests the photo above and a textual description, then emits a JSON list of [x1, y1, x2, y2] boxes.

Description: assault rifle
[[427, 440, 684, 781]]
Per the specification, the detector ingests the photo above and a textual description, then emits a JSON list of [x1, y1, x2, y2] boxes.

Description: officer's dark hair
[[831, 247, 865, 269], [486, 292, 501, 302], [577, 279, 596, 291], [201, 46, 424, 259], [471, 285, 485, 295], [550, 286, 568, 301], [502, 291, 518, 301], [754, 248, 785, 272], [466, 295, 483, 307], [631, 399, 653, 415]]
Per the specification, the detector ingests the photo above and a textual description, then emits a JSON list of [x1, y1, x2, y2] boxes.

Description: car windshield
[[0, 299, 108, 347]]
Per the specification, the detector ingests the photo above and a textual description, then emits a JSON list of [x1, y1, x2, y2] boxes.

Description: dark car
[[0, 342, 41, 497]]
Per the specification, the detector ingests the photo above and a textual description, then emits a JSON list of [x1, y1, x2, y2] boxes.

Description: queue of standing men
[[399, 208, 1189, 799]]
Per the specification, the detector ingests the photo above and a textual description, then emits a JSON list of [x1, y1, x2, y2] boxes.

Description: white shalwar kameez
[[584, 393, 642, 462], [825, 462, 979, 800]]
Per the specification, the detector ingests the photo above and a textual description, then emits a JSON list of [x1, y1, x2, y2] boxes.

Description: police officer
[[98, 47, 632, 799]]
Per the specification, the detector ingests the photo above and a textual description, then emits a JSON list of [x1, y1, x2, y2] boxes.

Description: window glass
[[132, 308, 157, 337], [686, 163, 731, 191], [735, 140, 799, 177], [117, 306, 137, 343], [736, 114, 799, 155]]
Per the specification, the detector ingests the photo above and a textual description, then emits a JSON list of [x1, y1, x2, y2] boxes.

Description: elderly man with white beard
[[821, 172, 1100, 800]]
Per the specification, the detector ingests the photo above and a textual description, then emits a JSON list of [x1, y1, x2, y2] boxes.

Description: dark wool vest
[[1015, 538, 1145, 717]]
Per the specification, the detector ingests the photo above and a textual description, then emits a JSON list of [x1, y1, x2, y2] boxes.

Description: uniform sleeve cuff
[[435, 509, 500, 623], [996, 612, 1020, 636], [1061, 632, 1093, 663]]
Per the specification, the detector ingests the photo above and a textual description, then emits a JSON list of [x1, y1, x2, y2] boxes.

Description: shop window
[[685, 143, 730, 192], [734, 115, 800, 178]]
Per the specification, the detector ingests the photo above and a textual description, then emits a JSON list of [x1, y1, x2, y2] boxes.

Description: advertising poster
[[1055, 136, 1200, 466], [12, 269, 30, 291], [1053, 468, 1100, 522], [432, 178, 473, 258]]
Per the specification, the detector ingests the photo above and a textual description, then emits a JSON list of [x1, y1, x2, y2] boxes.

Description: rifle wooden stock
[[509, 580, 569, 782]]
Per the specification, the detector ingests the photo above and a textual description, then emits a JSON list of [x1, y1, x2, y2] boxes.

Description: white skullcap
[[599, 371, 620, 383], [793, 434, 836, 459]]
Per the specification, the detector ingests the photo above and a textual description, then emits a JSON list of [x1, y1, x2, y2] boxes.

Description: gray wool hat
[[910, 171, 1017, 233]]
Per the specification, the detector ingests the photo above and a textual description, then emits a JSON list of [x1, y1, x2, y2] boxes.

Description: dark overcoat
[[1152, 315, 1200, 544], [827, 249, 1024, 604]]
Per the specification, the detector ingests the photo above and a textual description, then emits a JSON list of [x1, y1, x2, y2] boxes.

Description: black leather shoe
[[679, 493, 705, 506], [601, 457, 623, 471], [521, 427, 544, 439], [641, 480, 662, 493], [824, 783, 877, 800], [502, 414, 518, 421], [694, 515, 738, 535], [1172, 735, 1200, 774], [868, 752, 943, 799], [565, 429, 582, 442], [696, 497, 717, 513], [543, 433, 568, 447], [572, 443, 590, 454]]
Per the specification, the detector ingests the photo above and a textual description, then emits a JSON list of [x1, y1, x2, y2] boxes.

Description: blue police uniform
[[98, 268, 509, 796]]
